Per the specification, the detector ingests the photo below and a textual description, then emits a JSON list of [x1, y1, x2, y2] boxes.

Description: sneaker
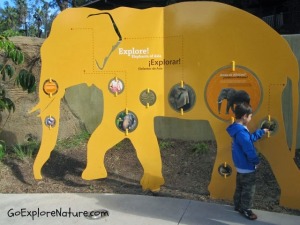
[[234, 206, 242, 213], [240, 209, 257, 220]]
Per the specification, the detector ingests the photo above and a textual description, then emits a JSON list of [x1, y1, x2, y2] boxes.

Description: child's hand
[[263, 128, 269, 133], [261, 121, 276, 131]]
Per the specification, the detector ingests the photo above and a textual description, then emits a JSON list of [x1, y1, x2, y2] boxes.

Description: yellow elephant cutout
[[31, 2, 300, 209]]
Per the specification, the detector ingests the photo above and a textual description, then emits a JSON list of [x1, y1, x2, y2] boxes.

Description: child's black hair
[[234, 102, 252, 119]]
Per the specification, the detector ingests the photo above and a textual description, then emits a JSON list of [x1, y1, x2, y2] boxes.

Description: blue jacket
[[226, 123, 265, 171]]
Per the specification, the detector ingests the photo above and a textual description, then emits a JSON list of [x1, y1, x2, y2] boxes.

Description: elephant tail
[[291, 73, 299, 156], [284, 47, 300, 156]]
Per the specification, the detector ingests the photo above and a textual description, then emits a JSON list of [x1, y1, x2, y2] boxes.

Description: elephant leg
[[229, 102, 235, 114], [82, 119, 124, 180], [254, 80, 300, 209], [257, 125, 300, 209], [226, 99, 234, 114], [208, 122, 235, 200], [226, 101, 231, 114], [256, 116, 300, 209], [33, 98, 61, 179], [130, 129, 165, 191]]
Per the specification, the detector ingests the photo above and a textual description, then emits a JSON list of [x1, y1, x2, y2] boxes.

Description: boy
[[226, 103, 268, 220]]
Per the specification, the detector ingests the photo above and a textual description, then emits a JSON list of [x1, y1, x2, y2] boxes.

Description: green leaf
[[8, 48, 15, 58], [0, 64, 3, 75], [0, 97, 15, 113], [0, 100, 7, 111], [16, 50, 24, 64], [1, 64, 14, 81], [0, 140, 7, 160], [0, 38, 24, 65], [12, 49, 24, 65], [3, 97, 15, 113], [17, 69, 36, 93], [0, 89, 6, 98], [28, 82, 36, 93], [5, 65, 14, 78]]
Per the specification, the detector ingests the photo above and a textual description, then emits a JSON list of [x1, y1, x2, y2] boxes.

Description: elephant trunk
[[218, 99, 223, 114]]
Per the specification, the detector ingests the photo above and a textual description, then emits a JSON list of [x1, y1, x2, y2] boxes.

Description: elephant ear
[[218, 88, 229, 101]]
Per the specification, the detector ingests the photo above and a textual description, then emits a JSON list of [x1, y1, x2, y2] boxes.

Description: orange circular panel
[[205, 66, 262, 121], [43, 79, 59, 96]]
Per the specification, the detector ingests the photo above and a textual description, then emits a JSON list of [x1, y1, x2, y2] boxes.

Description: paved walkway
[[1, 193, 299, 225]]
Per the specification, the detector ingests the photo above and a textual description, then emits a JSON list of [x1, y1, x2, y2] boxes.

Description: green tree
[[29, 1, 53, 37], [0, 35, 36, 141], [53, 0, 74, 11], [51, 0, 93, 11], [0, 1, 59, 37], [0, 35, 36, 105], [0, 2, 19, 33], [14, 0, 29, 35], [15, 0, 28, 24]]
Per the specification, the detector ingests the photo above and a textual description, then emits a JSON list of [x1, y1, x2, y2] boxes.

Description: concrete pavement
[[1, 193, 299, 225]]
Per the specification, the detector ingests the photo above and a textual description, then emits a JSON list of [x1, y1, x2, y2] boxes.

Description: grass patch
[[191, 142, 209, 154], [56, 131, 90, 150], [0, 140, 6, 160], [4, 131, 90, 160], [159, 140, 174, 150], [12, 141, 40, 160]]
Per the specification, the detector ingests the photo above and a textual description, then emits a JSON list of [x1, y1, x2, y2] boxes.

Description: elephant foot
[[33, 169, 43, 180], [140, 173, 165, 191], [280, 192, 300, 210], [33, 161, 43, 180], [82, 167, 108, 180]]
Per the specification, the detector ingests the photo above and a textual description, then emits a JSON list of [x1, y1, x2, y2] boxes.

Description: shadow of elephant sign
[[31, 2, 300, 209]]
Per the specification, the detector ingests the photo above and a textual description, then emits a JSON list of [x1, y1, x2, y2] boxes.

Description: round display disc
[[218, 163, 232, 177], [140, 89, 156, 106], [115, 110, 138, 133], [108, 78, 124, 95], [45, 116, 56, 128], [43, 79, 58, 96], [168, 83, 196, 112], [205, 66, 262, 121]]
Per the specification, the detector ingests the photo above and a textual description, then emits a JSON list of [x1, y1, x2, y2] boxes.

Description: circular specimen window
[[205, 66, 262, 121], [140, 89, 156, 107], [108, 78, 124, 95], [45, 116, 56, 128], [168, 83, 196, 112], [115, 111, 138, 133], [43, 79, 58, 97], [218, 163, 232, 177], [260, 117, 278, 135]]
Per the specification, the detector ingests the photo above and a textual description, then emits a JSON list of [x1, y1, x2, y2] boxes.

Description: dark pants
[[234, 172, 256, 210]]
